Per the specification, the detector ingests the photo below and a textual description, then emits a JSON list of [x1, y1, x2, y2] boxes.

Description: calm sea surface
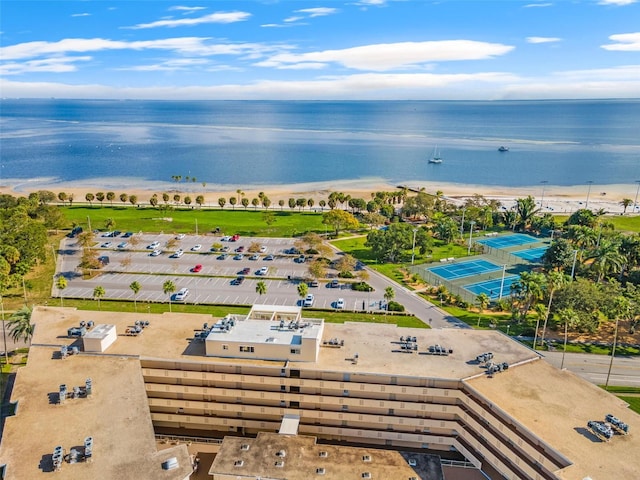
[[1, 99, 639, 188]]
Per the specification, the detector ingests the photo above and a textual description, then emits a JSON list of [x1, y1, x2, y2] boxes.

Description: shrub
[[387, 301, 405, 312], [338, 271, 354, 279], [353, 282, 374, 292]]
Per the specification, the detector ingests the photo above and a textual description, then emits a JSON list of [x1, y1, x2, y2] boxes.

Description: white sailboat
[[428, 146, 443, 164]]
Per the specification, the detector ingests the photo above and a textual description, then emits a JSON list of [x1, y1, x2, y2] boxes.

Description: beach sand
[[1, 177, 638, 215]]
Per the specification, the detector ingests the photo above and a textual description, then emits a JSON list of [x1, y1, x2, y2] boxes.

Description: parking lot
[[56, 233, 388, 312]]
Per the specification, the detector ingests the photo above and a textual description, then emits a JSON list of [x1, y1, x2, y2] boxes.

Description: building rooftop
[[3, 306, 639, 480], [469, 360, 640, 480], [209, 431, 444, 480], [0, 346, 191, 480]]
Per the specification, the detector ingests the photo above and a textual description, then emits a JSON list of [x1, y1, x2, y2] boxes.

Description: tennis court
[[428, 259, 502, 281], [477, 233, 539, 249], [512, 246, 548, 262], [465, 275, 521, 300]]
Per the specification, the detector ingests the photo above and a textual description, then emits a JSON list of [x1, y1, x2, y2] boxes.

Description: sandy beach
[[1, 177, 638, 216]]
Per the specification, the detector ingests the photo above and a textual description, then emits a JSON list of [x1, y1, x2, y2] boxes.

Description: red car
[[235, 246, 245, 253], [231, 234, 240, 241], [192, 264, 203, 273]]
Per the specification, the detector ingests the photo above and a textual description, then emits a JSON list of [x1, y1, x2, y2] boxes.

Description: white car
[[150, 249, 162, 257], [303, 294, 314, 307], [148, 241, 160, 249], [174, 288, 189, 301], [256, 266, 268, 275], [175, 233, 185, 240], [336, 298, 345, 309], [221, 235, 231, 241], [173, 249, 184, 258], [191, 244, 202, 251], [259, 246, 267, 253]]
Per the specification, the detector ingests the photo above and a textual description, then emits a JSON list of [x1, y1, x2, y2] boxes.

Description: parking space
[[56, 234, 389, 313]]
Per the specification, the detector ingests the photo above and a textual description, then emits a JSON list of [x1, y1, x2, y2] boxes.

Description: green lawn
[[618, 396, 640, 415], [58, 299, 426, 328], [62, 206, 326, 237], [553, 214, 640, 233]]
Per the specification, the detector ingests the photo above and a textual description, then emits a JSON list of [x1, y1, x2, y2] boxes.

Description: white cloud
[[124, 11, 251, 29], [119, 57, 210, 71], [168, 6, 207, 13], [0, 56, 92, 75], [526, 36, 562, 44], [3, 66, 640, 100], [354, 0, 387, 5], [523, 3, 553, 7], [602, 32, 640, 51], [71, 13, 91, 17], [264, 40, 514, 71], [598, 0, 637, 5], [294, 8, 338, 17], [0, 37, 292, 61], [284, 16, 304, 23]]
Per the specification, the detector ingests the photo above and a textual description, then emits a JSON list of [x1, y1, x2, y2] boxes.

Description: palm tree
[[106, 191, 115, 205], [251, 198, 259, 210], [7, 306, 33, 344], [515, 195, 539, 230], [129, 281, 141, 312], [163, 280, 176, 312], [558, 307, 579, 368], [515, 271, 546, 321], [58, 192, 68, 204], [195, 195, 204, 208], [56, 276, 67, 307], [85, 192, 95, 206], [93, 285, 105, 310], [241, 197, 249, 210], [229, 196, 237, 210], [384, 287, 395, 313], [256, 281, 267, 297], [278, 199, 285, 210], [538, 271, 568, 349], [96, 191, 105, 205], [218, 197, 226, 209], [119, 193, 128, 204], [475, 292, 490, 327], [620, 198, 633, 214], [129, 195, 138, 207], [297, 283, 309, 305], [588, 238, 625, 282]]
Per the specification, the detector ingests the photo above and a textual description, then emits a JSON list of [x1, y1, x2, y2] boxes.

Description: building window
[[290, 348, 301, 354], [222, 345, 229, 350], [239, 346, 255, 353]]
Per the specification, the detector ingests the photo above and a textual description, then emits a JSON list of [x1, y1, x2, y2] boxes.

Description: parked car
[[295, 255, 306, 263], [148, 241, 160, 249], [150, 249, 162, 257], [221, 235, 231, 241], [234, 254, 244, 260], [265, 254, 274, 261], [239, 267, 251, 275], [235, 246, 245, 253], [173, 249, 184, 258], [122, 232, 133, 238], [231, 276, 245, 285], [231, 234, 240, 241], [98, 256, 110, 265], [217, 253, 229, 260], [249, 254, 259, 261], [329, 279, 339, 288], [259, 246, 267, 253], [336, 298, 345, 309], [101, 231, 113, 237], [192, 264, 203, 273], [100, 242, 112, 248], [117, 242, 128, 249], [191, 244, 202, 251], [307, 280, 319, 287], [174, 288, 189, 301], [303, 294, 314, 307], [175, 233, 185, 240], [256, 266, 268, 276]]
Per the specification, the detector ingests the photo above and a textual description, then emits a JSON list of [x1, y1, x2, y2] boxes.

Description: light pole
[[570, 249, 579, 280], [467, 221, 475, 255], [411, 228, 418, 265], [498, 264, 506, 300], [585, 180, 593, 210], [604, 317, 620, 390], [460, 208, 466, 238], [633, 180, 640, 214], [540, 180, 548, 210]]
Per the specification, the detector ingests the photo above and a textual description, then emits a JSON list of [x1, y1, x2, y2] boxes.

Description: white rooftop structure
[[204, 305, 324, 362], [82, 323, 116, 353]]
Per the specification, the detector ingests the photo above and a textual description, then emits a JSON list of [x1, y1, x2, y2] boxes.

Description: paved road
[[542, 350, 640, 387]]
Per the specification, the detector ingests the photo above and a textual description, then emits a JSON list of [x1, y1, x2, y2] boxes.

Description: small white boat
[[428, 146, 443, 164], [498, 146, 509, 152]]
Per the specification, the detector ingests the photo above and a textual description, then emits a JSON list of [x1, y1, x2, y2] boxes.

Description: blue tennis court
[[465, 275, 521, 300], [428, 259, 502, 281], [512, 246, 548, 262], [477, 234, 539, 249]]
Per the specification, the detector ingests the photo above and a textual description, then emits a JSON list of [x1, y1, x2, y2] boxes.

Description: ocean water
[[1, 99, 639, 188]]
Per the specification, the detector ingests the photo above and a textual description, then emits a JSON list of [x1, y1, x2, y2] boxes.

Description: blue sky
[[1, 0, 639, 100]]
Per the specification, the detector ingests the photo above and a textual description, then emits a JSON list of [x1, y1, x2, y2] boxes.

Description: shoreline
[[1, 177, 637, 215]]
